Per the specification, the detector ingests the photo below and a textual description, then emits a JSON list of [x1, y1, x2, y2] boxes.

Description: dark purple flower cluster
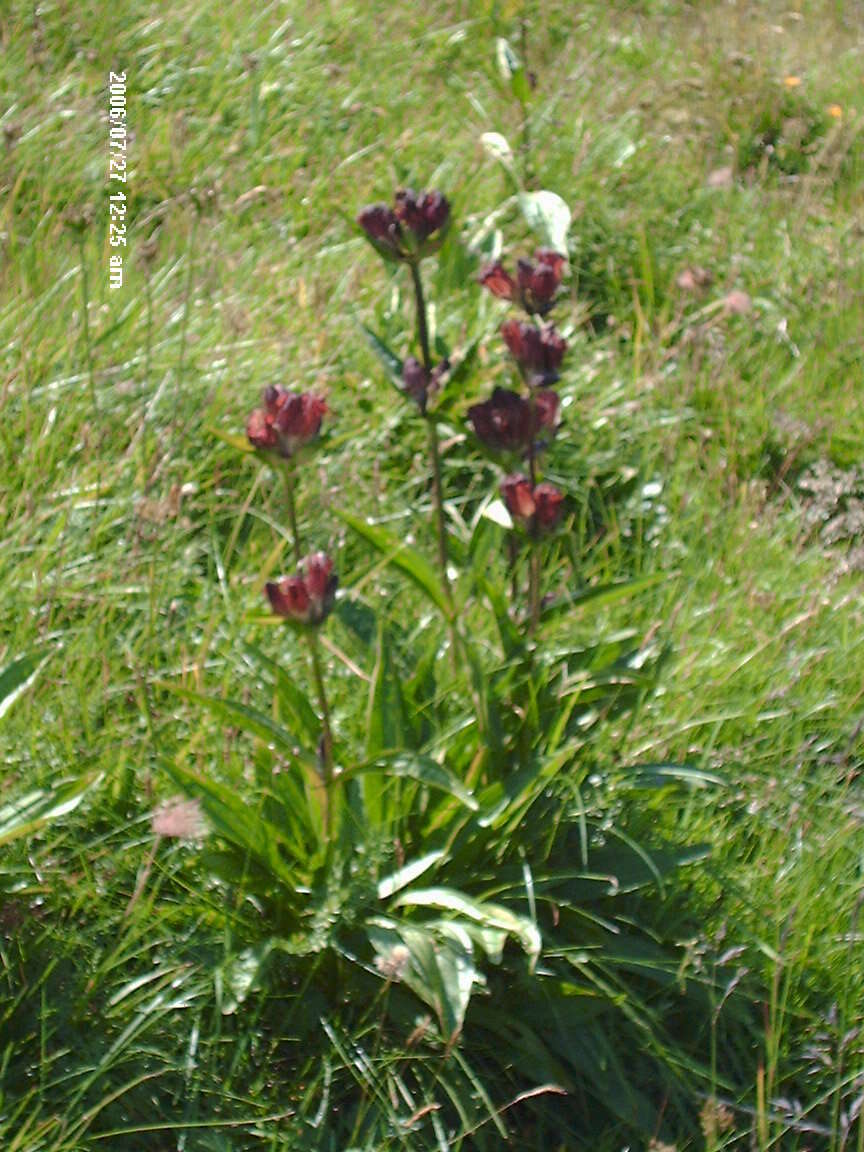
[[246, 386, 327, 459], [266, 552, 337, 626], [468, 387, 558, 454], [500, 474, 564, 529], [357, 189, 450, 264], [470, 245, 570, 535], [479, 248, 565, 317]]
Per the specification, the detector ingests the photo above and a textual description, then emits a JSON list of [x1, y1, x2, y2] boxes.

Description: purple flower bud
[[357, 189, 450, 263], [246, 387, 327, 459], [401, 356, 451, 413], [478, 260, 516, 301], [467, 387, 559, 453], [266, 552, 337, 626], [500, 319, 567, 386], [501, 474, 565, 530], [357, 203, 403, 261], [394, 188, 450, 245], [479, 249, 566, 316]]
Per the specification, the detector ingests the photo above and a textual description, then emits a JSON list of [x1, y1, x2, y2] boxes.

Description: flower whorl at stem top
[[500, 319, 567, 387], [266, 552, 337, 626], [357, 189, 450, 263], [246, 386, 327, 459], [468, 387, 559, 453], [479, 248, 566, 316], [501, 474, 565, 531]]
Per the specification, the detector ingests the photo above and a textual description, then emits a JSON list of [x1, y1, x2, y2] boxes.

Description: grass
[[1, 0, 863, 1147]]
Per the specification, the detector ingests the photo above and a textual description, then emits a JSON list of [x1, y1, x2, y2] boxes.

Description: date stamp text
[[108, 71, 127, 289]]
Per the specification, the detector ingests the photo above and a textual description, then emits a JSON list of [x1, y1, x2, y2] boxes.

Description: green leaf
[[475, 572, 522, 659], [479, 498, 513, 530], [242, 642, 321, 746], [162, 759, 302, 886], [356, 322, 404, 393], [622, 762, 725, 789], [480, 131, 517, 181], [519, 190, 571, 255], [510, 67, 532, 106], [337, 510, 454, 620], [495, 37, 519, 82], [377, 850, 446, 900], [495, 38, 531, 105], [392, 887, 541, 967], [368, 919, 477, 1041], [366, 623, 409, 759], [341, 753, 478, 811], [209, 425, 254, 454], [161, 682, 316, 769], [0, 650, 48, 724], [217, 943, 273, 1015], [433, 333, 482, 415], [0, 776, 98, 849], [540, 573, 665, 624]]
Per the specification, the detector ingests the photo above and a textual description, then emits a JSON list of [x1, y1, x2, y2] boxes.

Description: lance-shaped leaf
[[337, 510, 454, 620], [0, 776, 99, 850], [356, 321, 406, 401], [340, 753, 478, 811], [161, 682, 317, 770], [0, 650, 49, 723]]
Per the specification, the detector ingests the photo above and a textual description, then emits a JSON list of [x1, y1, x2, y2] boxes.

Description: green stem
[[141, 271, 153, 487], [528, 544, 541, 633], [525, 383, 541, 632], [507, 534, 520, 601], [283, 462, 303, 564], [410, 261, 433, 372], [425, 415, 449, 589], [410, 261, 451, 589], [307, 632, 335, 837]]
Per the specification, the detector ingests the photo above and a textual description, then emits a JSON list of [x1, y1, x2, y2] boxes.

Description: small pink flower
[[266, 552, 337, 626], [152, 798, 206, 840], [724, 289, 752, 316]]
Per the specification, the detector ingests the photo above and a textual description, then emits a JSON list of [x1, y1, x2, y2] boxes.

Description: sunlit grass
[[1, 0, 862, 1147]]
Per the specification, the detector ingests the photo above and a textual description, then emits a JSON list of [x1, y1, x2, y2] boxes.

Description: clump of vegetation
[[158, 176, 710, 1147]]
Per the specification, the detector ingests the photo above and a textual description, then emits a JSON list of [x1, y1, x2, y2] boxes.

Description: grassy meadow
[[1, 0, 863, 1148]]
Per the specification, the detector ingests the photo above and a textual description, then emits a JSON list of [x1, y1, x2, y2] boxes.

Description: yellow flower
[[783, 75, 802, 88], [828, 104, 843, 119]]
